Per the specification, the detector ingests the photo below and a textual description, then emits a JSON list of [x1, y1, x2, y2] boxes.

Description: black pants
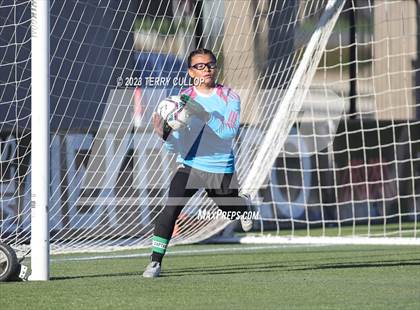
[[154, 165, 246, 242]]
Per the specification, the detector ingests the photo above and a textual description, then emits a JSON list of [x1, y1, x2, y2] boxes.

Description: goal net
[[0, 0, 419, 263]]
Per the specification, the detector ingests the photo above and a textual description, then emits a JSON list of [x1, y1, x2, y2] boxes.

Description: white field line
[[236, 236, 420, 246], [51, 244, 328, 263]]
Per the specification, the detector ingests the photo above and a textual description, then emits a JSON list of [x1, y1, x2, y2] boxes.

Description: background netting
[[0, 0, 419, 254]]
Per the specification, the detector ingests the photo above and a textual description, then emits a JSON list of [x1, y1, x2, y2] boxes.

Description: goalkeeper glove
[[180, 94, 210, 122], [152, 112, 172, 141], [162, 119, 172, 140]]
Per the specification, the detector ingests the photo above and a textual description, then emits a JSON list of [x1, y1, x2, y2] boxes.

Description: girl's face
[[188, 54, 217, 87]]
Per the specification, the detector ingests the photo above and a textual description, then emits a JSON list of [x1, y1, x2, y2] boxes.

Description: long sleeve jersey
[[164, 84, 240, 174]]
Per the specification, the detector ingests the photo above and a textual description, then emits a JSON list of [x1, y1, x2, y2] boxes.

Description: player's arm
[[206, 98, 240, 140]]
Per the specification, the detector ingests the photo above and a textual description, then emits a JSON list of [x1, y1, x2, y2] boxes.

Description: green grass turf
[[1, 244, 419, 310]]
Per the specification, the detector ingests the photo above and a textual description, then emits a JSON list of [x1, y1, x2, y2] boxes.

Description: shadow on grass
[[52, 258, 420, 280], [162, 258, 420, 277]]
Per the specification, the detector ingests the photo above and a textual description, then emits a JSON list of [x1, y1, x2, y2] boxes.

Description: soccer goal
[[0, 0, 419, 280]]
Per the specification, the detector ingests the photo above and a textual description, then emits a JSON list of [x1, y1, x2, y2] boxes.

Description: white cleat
[[142, 261, 161, 278]]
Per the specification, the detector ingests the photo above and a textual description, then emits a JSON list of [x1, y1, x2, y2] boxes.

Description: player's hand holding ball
[[180, 94, 210, 122], [154, 94, 210, 141], [155, 95, 193, 140]]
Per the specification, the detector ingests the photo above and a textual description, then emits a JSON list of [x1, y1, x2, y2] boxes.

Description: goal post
[[30, 0, 50, 281]]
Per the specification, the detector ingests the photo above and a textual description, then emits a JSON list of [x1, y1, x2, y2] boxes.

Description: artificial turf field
[[1, 244, 419, 310]]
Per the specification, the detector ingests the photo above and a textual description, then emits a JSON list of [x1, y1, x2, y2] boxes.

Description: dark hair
[[187, 48, 216, 67]]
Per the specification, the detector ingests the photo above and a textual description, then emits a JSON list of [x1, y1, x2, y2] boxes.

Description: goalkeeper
[[143, 48, 252, 278]]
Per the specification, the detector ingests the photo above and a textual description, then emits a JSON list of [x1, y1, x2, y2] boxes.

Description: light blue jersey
[[164, 84, 240, 174]]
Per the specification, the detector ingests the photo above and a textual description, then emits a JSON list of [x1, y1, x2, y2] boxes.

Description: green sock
[[151, 235, 169, 262]]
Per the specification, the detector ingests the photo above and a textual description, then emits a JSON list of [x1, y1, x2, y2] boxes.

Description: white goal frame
[[30, 0, 50, 281]]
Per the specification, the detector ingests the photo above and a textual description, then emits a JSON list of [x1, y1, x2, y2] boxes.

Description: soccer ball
[[156, 95, 191, 130]]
